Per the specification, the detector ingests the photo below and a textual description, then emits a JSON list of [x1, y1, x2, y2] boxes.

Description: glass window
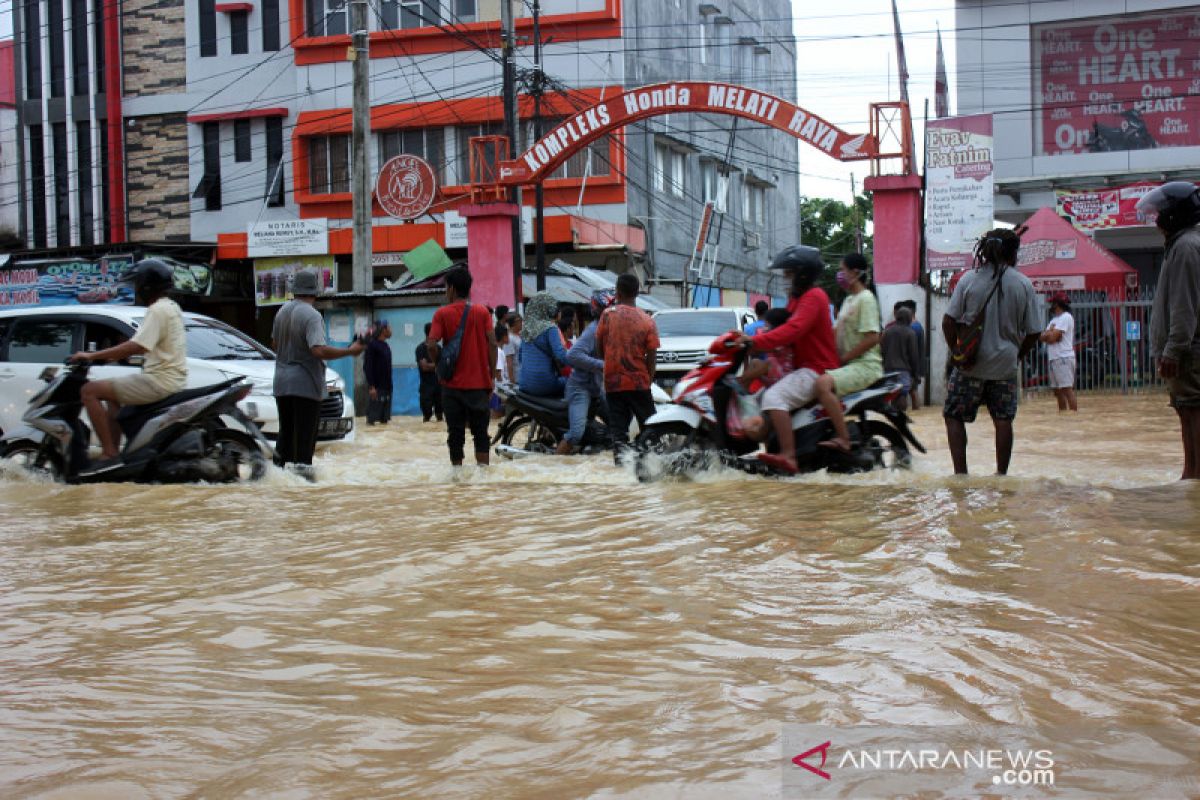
[[308, 134, 350, 194], [379, 128, 445, 183], [77, 124, 94, 246], [534, 118, 611, 180], [83, 321, 130, 353], [307, 0, 347, 36], [184, 319, 273, 360], [266, 118, 285, 206], [48, 0, 66, 97], [199, 0, 217, 56], [744, 182, 767, 228], [230, 10, 250, 54], [262, 0, 280, 50], [655, 147, 686, 198], [6, 320, 77, 364], [194, 122, 222, 211], [52, 123, 70, 246], [71, 0, 89, 93], [653, 311, 738, 337], [24, 0, 42, 99], [234, 119, 252, 162], [30, 126, 47, 248], [400, 0, 439, 29], [453, 0, 476, 23]]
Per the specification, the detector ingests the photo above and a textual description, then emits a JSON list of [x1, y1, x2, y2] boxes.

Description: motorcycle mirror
[[38, 366, 59, 382]]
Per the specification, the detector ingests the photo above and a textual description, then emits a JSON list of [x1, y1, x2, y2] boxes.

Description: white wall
[[0, 107, 18, 236]]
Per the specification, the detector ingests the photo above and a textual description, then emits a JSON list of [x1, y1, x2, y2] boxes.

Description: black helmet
[[123, 258, 175, 296], [770, 245, 825, 293], [1135, 181, 1200, 234]]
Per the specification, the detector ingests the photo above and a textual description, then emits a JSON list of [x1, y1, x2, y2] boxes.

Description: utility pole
[[351, 0, 371, 294], [500, 0, 525, 306], [532, 0, 547, 291], [851, 172, 863, 254]]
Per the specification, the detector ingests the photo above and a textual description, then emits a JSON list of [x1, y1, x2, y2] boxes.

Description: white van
[[0, 306, 355, 444], [651, 307, 756, 392]]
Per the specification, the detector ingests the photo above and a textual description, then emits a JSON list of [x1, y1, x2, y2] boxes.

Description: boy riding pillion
[[69, 259, 187, 470]]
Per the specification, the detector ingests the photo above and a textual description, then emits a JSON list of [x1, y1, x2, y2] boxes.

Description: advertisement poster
[[0, 257, 212, 308], [253, 256, 336, 307], [1034, 10, 1200, 155], [924, 114, 994, 272], [247, 220, 328, 258], [1055, 182, 1157, 229]]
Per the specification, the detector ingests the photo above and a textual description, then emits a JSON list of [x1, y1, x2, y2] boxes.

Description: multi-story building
[[955, 0, 1200, 286], [1, 40, 19, 243], [10, 0, 799, 311]]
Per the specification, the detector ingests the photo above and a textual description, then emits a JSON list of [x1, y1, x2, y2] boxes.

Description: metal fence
[[1022, 286, 1165, 395]]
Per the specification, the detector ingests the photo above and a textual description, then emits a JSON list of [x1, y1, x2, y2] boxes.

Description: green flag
[[404, 239, 453, 281]]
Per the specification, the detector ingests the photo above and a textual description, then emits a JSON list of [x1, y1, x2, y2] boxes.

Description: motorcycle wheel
[[634, 422, 716, 483], [859, 421, 911, 470], [210, 429, 268, 482], [0, 439, 62, 480], [502, 418, 558, 454]]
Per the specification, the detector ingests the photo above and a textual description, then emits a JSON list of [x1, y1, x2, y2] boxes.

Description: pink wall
[[864, 174, 922, 285], [460, 203, 519, 310]]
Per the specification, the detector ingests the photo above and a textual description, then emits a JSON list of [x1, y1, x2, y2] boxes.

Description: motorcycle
[[1089, 110, 1156, 152], [492, 381, 673, 459], [634, 336, 925, 482], [0, 362, 275, 484]]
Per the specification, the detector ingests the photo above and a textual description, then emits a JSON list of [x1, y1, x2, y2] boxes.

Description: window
[[77, 124, 94, 246], [262, 0, 281, 50], [379, 128, 445, 184], [83, 321, 130, 354], [307, 0, 348, 37], [381, 0, 439, 30], [194, 122, 222, 210], [199, 0, 217, 56], [714, 20, 732, 73], [308, 134, 350, 194], [531, 118, 612, 180], [456, 122, 502, 185], [230, 10, 250, 54], [266, 118, 285, 206], [452, 0, 477, 23], [743, 181, 767, 229], [48, 0, 66, 97], [52, 123, 70, 246], [700, 161, 727, 210], [6, 320, 77, 364], [698, 23, 707, 66], [234, 119, 252, 162], [654, 143, 685, 198], [30, 126, 47, 248], [71, 0, 90, 93], [24, 0, 41, 99], [93, 0, 106, 89]]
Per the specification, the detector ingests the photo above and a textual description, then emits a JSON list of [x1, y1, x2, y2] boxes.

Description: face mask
[[836, 270, 853, 290]]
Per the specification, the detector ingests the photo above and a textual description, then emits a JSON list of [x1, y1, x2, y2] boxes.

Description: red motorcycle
[[634, 333, 925, 481]]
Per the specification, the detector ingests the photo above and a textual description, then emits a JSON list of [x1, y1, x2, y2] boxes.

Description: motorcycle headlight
[[220, 372, 273, 395]]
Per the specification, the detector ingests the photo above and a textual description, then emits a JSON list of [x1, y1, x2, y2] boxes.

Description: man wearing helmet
[[1137, 181, 1200, 479], [735, 245, 841, 474], [69, 258, 187, 463]]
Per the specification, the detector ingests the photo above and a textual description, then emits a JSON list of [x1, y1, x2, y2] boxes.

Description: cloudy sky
[[792, 0, 958, 200]]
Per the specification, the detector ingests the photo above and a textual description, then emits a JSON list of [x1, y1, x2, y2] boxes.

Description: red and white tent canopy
[[1016, 207, 1138, 292]]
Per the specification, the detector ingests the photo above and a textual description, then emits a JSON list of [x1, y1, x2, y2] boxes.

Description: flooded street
[[1, 393, 1197, 798]]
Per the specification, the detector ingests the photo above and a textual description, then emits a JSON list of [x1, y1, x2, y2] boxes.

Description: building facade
[[955, 0, 1200, 286], [11, 0, 799, 306]]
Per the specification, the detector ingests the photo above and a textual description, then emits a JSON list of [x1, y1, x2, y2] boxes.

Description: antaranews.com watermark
[[782, 724, 1197, 798]]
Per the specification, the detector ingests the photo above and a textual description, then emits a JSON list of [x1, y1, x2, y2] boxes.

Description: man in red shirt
[[737, 245, 840, 474], [427, 266, 499, 466], [595, 273, 660, 462]]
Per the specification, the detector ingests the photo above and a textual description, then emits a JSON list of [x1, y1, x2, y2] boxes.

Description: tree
[[799, 194, 873, 298]]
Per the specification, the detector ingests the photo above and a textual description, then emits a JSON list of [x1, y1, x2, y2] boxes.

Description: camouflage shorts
[[942, 369, 1019, 423]]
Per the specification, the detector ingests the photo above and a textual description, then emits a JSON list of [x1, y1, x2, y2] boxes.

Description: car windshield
[[654, 311, 737, 337], [133, 316, 274, 360]]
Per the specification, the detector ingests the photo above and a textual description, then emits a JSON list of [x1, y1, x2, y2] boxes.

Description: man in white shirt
[[1040, 292, 1077, 412], [70, 259, 188, 464], [502, 312, 523, 381]]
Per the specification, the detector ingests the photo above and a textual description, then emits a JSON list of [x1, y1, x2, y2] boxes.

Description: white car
[[652, 307, 756, 392], [0, 306, 354, 444]]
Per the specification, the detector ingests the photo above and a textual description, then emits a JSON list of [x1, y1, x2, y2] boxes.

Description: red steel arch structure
[[463, 81, 917, 306]]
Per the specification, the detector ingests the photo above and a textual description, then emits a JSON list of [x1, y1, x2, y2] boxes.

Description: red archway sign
[[376, 155, 437, 220], [494, 82, 885, 186]]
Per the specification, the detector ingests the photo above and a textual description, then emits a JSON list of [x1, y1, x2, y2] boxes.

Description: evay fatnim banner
[[924, 114, 994, 272], [1034, 9, 1200, 154]]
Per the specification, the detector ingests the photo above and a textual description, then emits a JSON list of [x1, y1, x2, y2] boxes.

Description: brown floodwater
[[1, 393, 1197, 798]]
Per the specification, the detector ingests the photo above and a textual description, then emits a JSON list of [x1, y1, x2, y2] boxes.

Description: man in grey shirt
[[942, 229, 1043, 475], [272, 270, 364, 469]]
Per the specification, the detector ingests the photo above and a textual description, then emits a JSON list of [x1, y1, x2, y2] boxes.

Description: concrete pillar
[[864, 174, 923, 286], [461, 203, 520, 310]]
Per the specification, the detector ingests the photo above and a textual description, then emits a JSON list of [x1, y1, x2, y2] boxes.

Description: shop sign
[[1055, 182, 1158, 229], [443, 207, 533, 249], [247, 220, 328, 257], [0, 256, 211, 307], [375, 155, 437, 220], [924, 114, 994, 272], [253, 255, 336, 307]]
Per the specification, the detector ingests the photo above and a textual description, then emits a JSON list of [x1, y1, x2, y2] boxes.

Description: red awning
[[1016, 206, 1138, 292]]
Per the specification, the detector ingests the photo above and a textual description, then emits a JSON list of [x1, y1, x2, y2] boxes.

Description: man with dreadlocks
[[942, 228, 1043, 475]]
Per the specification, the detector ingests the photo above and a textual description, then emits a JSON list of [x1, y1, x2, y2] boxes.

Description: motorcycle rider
[[1137, 181, 1200, 479], [69, 258, 186, 469], [736, 245, 840, 474], [556, 290, 613, 455]]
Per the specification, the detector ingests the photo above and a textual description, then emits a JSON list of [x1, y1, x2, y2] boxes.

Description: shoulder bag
[[436, 302, 472, 382], [950, 273, 1003, 371]]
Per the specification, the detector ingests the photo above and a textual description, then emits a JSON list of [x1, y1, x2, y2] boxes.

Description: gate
[[1022, 286, 1165, 395]]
